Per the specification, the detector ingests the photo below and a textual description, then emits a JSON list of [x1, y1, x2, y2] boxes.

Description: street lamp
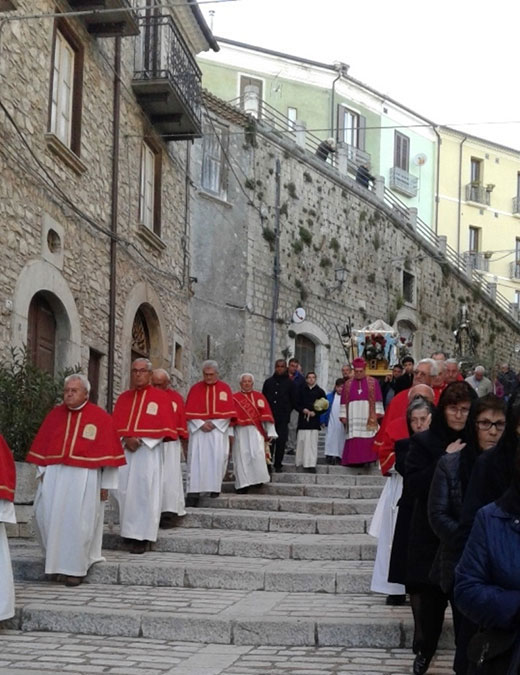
[[327, 267, 348, 292]]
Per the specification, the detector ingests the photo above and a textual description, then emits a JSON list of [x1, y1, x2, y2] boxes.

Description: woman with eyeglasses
[[404, 381, 477, 675], [428, 394, 506, 675]]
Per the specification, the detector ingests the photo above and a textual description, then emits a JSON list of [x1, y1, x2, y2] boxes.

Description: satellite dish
[[292, 307, 306, 324], [413, 153, 427, 166]]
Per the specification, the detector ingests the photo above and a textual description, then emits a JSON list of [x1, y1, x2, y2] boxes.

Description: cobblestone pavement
[[0, 631, 455, 674]]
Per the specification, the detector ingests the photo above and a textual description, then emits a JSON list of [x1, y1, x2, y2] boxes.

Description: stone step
[[8, 582, 454, 649], [255, 482, 378, 500], [11, 544, 375, 593], [174, 508, 370, 534], [102, 528, 377, 561], [196, 493, 379, 515], [268, 472, 385, 486]]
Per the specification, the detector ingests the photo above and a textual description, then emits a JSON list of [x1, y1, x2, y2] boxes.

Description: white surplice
[[0, 499, 16, 621], [117, 437, 163, 542], [186, 419, 232, 493], [368, 471, 405, 595], [161, 440, 186, 516], [34, 464, 117, 576], [295, 429, 319, 468], [233, 422, 276, 489], [324, 393, 346, 459]]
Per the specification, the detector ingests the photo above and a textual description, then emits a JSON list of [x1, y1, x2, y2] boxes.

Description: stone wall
[[0, 0, 192, 404], [190, 96, 520, 390]]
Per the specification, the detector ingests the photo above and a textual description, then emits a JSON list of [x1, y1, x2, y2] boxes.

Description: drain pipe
[[456, 135, 467, 258], [269, 159, 281, 370], [330, 69, 341, 139], [433, 126, 441, 235], [106, 36, 121, 412]]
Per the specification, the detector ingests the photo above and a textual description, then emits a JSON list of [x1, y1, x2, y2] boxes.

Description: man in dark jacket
[[497, 363, 518, 401], [394, 356, 414, 394], [355, 163, 375, 189], [262, 359, 296, 472]]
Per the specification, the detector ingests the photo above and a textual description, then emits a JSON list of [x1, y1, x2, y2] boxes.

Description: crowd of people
[[1, 353, 520, 673]]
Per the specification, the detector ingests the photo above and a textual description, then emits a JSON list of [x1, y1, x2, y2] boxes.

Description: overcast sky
[[201, 0, 520, 150]]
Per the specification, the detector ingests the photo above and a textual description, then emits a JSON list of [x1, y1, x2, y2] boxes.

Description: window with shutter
[[201, 122, 229, 199], [394, 131, 410, 172], [139, 141, 162, 236]]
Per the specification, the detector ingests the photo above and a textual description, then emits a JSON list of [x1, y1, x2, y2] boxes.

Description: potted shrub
[[0, 347, 78, 504]]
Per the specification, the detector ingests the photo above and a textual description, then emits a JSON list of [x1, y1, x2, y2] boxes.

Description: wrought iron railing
[[465, 183, 490, 205], [513, 196, 520, 214], [134, 14, 202, 124], [463, 252, 490, 272]]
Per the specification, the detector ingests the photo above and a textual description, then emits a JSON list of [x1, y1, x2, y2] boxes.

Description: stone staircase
[[6, 457, 454, 651]]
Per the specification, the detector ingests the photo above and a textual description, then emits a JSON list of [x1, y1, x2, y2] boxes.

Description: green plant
[[244, 177, 256, 190], [367, 272, 376, 283], [303, 171, 312, 183], [280, 202, 288, 217], [329, 237, 340, 253], [299, 226, 312, 246], [292, 240, 303, 254], [320, 256, 332, 268], [372, 232, 381, 251], [244, 120, 257, 148], [262, 227, 276, 250], [287, 182, 298, 199], [395, 293, 404, 310], [0, 347, 80, 461]]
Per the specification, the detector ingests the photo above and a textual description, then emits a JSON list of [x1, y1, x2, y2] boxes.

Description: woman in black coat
[[404, 381, 476, 675], [294, 371, 326, 473], [427, 394, 506, 674]]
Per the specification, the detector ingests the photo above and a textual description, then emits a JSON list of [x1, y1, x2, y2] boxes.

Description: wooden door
[[27, 293, 56, 374]]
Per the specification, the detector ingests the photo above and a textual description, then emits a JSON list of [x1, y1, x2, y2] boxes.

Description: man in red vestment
[[232, 373, 277, 493], [112, 358, 177, 553], [151, 368, 188, 528], [0, 435, 16, 620], [374, 357, 439, 457], [184, 360, 236, 506], [26, 374, 125, 585]]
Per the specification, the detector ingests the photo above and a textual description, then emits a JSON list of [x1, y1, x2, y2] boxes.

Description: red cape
[[232, 390, 274, 426], [0, 435, 15, 502], [185, 380, 236, 420], [377, 416, 409, 475], [162, 388, 188, 439], [26, 402, 126, 469], [113, 385, 178, 439]]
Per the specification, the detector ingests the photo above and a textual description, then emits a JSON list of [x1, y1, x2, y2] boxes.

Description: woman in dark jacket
[[294, 372, 326, 473], [404, 381, 477, 675], [454, 461, 520, 674], [427, 394, 506, 674], [388, 396, 435, 588]]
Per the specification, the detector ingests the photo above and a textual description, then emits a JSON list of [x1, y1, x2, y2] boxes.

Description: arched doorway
[[295, 334, 316, 375], [27, 292, 57, 374], [131, 307, 151, 362]]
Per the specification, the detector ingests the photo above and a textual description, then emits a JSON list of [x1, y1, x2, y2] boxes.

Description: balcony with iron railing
[[67, 0, 139, 37], [346, 144, 371, 170], [465, 183, 491, 206], [389, 166, 418, 198], [132, 13, 202, 140], [463, 251, 489, 273]]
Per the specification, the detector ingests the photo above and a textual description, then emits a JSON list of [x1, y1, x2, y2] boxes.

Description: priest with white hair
[[232, 373, 276, 493], [26, 374, 125, 585], [113, 358, 177, 553], [184, 360, 236, 506]]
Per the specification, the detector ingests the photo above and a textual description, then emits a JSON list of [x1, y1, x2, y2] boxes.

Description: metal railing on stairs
[[223, 95, 519, 325]]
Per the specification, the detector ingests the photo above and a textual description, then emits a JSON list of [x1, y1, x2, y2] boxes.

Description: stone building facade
[[189, 92, 520, 390], [0, 0, 217, 404]]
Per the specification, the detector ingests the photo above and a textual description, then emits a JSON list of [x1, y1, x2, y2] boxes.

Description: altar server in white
[[232, 373, 276, 493], [184, 361, 236, 506], [26, 375, 125, 585]]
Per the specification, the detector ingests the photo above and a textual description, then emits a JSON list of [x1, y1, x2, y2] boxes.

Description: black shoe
[[304, 467, 317, 473], [185, 494, 200, 507], [210, 492, 220, 498], [159, 513, 177, 529], [235, 487, 249, 494], [413, 652, 432, 675], [129, 540, 148, 555], [274, 466, 283, 473], [286, 449, 295, 455], [385, 594, 406, 606]]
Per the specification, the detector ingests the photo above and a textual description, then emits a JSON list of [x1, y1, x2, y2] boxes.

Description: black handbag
[[467, 627, 519, 674]]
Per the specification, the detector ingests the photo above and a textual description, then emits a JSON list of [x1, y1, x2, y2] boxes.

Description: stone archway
[[11, 260, 82, 372], [287, 319, 330, 388], [121, 282, 169, 389]]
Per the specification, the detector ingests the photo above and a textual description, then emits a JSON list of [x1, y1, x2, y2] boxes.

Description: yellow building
[[437, 127, 520, 308]]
